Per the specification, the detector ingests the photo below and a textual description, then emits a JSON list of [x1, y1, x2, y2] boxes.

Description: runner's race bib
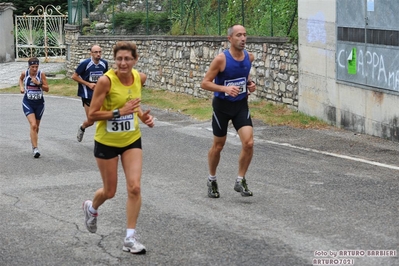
[[89, 71, 103, 82], [106, 114, 136, 132], [224, 77, 247, 96], [26, 90, 43, 100]]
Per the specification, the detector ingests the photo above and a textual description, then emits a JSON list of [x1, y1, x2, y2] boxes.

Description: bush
[[114, 11, 171, 33]]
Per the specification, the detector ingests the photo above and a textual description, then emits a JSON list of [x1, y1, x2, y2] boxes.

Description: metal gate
[[15, 5, 68, 61]]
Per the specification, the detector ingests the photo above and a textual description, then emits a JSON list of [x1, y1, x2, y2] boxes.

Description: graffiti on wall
[[336, 0, 399, 93], [337, 44, 399, 92]]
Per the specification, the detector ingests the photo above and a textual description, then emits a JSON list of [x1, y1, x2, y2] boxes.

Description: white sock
[[126, 229, 136, 238], [236, 176, 244, 182], [89, 205, 97, 215], [208, 175, 216, 181]]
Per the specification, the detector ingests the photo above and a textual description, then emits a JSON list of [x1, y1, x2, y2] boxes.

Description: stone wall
[[65, 25, 299, 108]]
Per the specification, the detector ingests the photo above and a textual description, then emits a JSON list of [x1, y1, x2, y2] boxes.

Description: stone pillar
[[0, 3, 17, 63], [64, 24, 81, 77]]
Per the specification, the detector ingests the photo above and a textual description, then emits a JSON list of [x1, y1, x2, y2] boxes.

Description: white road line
[[265, 140, 399, 171]]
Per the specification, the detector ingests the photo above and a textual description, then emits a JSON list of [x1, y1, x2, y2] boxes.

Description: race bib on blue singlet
[[224, 77, 247, 96], [26, 89, 43, 100], [106, 114, 136, 132], [89, 71, 103, 82]]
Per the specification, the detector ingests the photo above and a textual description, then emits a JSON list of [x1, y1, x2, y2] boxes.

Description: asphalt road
[[0, 94, 398, 266]]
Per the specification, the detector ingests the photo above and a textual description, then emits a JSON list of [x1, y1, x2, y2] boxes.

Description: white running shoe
[[32, 147, 40, 158], [123, 235, 146, 254], [82, 200, 97, 233]]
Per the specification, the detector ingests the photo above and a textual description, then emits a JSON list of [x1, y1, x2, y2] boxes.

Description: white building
[[298, 0, 399, 141]]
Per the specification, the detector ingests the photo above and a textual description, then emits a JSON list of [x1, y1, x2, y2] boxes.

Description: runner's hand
[[141, 110, 154, 128], [120, 98, 141, 115], [247, 81, 256, 93], [225, 86, 240, 97]]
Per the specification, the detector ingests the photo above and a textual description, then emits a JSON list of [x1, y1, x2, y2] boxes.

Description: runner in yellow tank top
[[94, 68, 142, 147], [82, 41, 154, 255]]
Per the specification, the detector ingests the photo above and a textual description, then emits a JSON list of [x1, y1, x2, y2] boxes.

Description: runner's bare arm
[[88, 75, 112, 121], [200, 53, 240, 97], [139, 72, 147, 86], [71, 72, 96, 90], [200, 53, 226, 93], [247, 52, 256, 93], [40, 72, 49, 92], [19, 72, 25, 93]]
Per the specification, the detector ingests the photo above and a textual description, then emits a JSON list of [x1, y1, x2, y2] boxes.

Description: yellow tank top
[[94, 68, 141, 147]]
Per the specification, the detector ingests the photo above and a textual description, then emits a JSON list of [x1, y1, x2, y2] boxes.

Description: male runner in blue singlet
[[201, 25, 256, 198], [72, 44, 108, 142]]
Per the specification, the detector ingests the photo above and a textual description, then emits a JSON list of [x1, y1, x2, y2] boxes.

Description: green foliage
[[226, 0, 240, 27], [114, 12, 143, 31], [166, 0, 298, 41], [155, 12, 172, 31], [9, 0, 68, 15], [103, 0, 297, 40], [114, 11, 172, 33], [91, 0, 103, 6], [17, 27, 44, 46]]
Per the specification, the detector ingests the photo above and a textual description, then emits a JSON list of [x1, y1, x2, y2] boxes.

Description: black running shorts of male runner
[[211, 97, 253, 137], [81, 98, 91, 107], [94, 138, 142, 159]]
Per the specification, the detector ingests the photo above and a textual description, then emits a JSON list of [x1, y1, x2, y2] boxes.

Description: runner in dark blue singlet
[[201, 25, 256, 198], [19, 57, 49, 158], [72, 44, 109, 142]]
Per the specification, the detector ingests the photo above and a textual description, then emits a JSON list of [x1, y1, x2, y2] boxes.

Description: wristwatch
[[112, 109, 120, 118]]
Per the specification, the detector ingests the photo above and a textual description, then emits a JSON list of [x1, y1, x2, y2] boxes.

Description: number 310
[[111, 121, 131, 131]]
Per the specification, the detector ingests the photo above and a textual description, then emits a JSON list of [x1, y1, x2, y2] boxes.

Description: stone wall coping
[[76, 34, 290, 44], [0, 2, 16, 12], [64, 24, 80, 31]]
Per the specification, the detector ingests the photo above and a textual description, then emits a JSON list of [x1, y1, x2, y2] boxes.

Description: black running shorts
[[81, 98, 91, 107], [94, 138, 142, 159], [211, 97, 253, 137]]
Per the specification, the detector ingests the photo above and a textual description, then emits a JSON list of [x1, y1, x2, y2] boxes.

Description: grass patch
[[142, 88, 213, 121], [1, 78, 78, 98], [47, 78, 78, 97], [1, 77, 330, 129], [250, 101, 329, 129]]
